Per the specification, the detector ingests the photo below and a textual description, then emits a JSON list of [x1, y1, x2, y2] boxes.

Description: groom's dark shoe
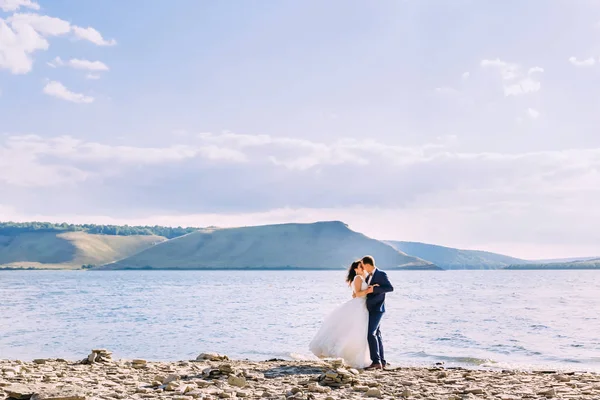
[[364, 363, 384, 370]]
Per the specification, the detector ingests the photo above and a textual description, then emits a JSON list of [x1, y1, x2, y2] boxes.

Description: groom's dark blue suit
[[365, 268, 394, 365]]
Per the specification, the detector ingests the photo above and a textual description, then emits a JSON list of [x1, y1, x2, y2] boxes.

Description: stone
[[24, 385, 86, 400], [365, 387, 382, 398], [306, 383, 330, 393], [465, 387, 484, 394], [325, 371, 338, 379], [400, 380, 416, 386], [227, 375, 246, 388], [538, 387, 556, 397], [218, 364, 234, 374], [162, 374, 179, 384], [132, 359, 147, 368], [5, 384, 35, 399], [196, 353, 228, 362]]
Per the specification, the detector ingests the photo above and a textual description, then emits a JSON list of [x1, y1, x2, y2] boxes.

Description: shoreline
[[1, 352, 599, 399], [3, 267, 600, 271], [0, 267, 444, 271]]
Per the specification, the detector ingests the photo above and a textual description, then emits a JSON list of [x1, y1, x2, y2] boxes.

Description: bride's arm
[[352, 276, 374, 298]]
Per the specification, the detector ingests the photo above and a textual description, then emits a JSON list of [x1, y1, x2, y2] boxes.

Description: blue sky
[[2, 0, 600, 258]]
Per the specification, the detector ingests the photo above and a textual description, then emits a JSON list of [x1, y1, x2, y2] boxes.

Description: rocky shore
[[1, 351, 599, 400]]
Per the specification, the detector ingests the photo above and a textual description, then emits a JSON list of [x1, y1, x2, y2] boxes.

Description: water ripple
[[1, 270, 599, 371]]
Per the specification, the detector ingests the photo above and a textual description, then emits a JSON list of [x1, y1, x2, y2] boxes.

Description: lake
[[1, 270, 599, 372]]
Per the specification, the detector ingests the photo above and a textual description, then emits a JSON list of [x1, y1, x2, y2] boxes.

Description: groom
[[360, 255, 394, 370]]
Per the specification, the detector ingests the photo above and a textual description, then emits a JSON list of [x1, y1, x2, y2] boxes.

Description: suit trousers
[[367, 311, 385, 364]]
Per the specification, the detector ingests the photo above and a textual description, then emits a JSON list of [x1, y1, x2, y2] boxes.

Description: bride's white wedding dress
[[309, 275, 371, 368]]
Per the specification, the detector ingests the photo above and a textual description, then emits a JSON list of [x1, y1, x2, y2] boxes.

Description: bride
[[309, 261, 377, 368]]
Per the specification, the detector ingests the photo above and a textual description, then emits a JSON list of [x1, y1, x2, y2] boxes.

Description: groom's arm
[[372, 271, 394, 294]]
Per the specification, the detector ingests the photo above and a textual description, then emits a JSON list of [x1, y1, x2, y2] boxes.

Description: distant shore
[[0, 266, 444, 271], [3, 266, 600, 271], [1, 352, 599, 399]]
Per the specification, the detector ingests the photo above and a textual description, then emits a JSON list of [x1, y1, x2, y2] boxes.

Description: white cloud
[[481, 58, 520, 80], [0, 133, 452, 187], [482, 58, 543, 96], [86, 73, 101, 80], [72, 26, 116, 46], [5, 131, 600, 186], [527, 108, 540, 119], [461, 71, 470, 79], [43, 80, 94, 103], [196, 131, 450, 170], [7, 13, 70, 35], [504, 77, 541, 96], [49, 56, 109, 71], [0, 134, 247, 186], [0, 137, 89, 187], [0, 0, 39, 11], [0, 12, 115, 74], [528, 67, 544, 74], [569, 56, 596, 67], [0, 18, 51, 74]]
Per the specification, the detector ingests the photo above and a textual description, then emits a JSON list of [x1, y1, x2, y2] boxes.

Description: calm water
[[1, 270, 599, 372]]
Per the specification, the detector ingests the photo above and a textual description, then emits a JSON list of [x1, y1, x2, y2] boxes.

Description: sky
[[1, 0, 600, 259]]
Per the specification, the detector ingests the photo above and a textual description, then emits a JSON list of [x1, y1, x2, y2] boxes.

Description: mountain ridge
[[98, 221, 439, 270], [385, 240, 527, 270], [2, 220, 597, 270]]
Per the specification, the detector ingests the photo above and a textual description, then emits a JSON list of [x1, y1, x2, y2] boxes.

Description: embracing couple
[[309, 255, 394, 370]]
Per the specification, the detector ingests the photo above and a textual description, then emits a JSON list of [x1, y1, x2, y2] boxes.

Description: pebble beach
[[1, 350, 600, 400]]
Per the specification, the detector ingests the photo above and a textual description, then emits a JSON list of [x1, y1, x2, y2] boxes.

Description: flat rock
[[464, 387, 485, 394], [538, 387, 556, 397], [196, 353, 228, 362], [5, 384, 35, 399], [227, 375, 247, 388], [365, 387, 382, 398]]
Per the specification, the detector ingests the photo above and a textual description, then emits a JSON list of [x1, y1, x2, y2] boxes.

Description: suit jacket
[[366, 268, 394, 313]]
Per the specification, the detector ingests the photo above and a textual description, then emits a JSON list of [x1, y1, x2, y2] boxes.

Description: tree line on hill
[[0, 221, 198, 239]]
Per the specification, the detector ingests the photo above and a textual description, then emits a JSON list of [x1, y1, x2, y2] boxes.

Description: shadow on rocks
[[263, 364, 325, 378]]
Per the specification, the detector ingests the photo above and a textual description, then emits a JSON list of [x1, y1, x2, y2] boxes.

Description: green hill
[[99, 221, 440, 270], [505, 258, 600, 270], [385, 240, 527, 270], [0, 231, 166, 269]]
